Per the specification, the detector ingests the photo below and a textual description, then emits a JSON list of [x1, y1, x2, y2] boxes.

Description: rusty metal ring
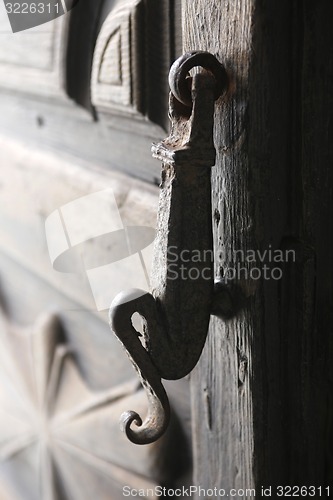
[[168, 50, 228, 107]]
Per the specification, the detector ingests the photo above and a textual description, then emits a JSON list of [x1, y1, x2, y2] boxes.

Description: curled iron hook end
[[120, 410, 142, 431], [120, 400, 170, 445], [120, 410, 143, 444], [109, 288, 171, 445]]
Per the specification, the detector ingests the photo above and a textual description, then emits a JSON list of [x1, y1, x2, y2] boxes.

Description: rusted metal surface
[[109, 52, 228, 444]]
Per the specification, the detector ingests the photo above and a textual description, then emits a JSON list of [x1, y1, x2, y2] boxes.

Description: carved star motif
[[0, 311, 161, 500]]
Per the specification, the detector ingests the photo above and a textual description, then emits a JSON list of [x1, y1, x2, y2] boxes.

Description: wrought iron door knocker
[[110, 51, 229, 444]]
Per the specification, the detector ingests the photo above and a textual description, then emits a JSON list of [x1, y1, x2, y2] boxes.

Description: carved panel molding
[[92, 1, 139, 112], [92, 0, 182, 130], [0, 4, 69, 99]]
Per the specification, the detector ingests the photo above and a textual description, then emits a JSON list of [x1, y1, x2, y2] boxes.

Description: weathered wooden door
[[186, 0, 333, 497], [1, 0, 332, 498], [0, 1, 191, 498]]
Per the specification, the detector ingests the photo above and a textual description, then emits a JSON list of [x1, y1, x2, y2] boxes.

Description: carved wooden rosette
[[0, 310, 167, 499]]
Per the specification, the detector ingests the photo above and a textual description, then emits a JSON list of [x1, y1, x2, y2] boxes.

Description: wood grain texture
[[184, 0, 257, 494], [186, 0, 333, 494]]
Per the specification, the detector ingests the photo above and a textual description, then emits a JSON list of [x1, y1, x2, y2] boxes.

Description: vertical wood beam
[[186, 0, 333, 493], [184, 0, 257, 492]]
